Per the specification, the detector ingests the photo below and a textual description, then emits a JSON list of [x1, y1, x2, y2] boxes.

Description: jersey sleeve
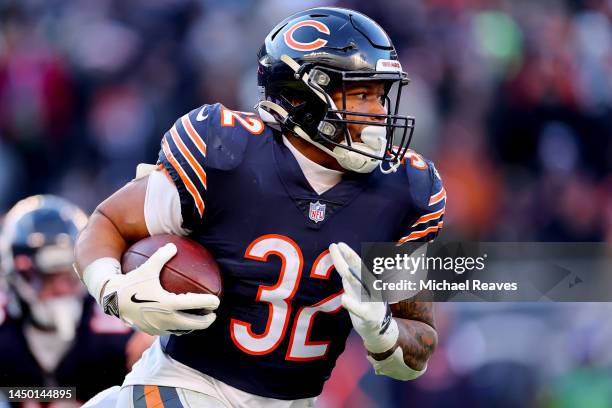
[[397, 160, 446, 245], [157, 105, 211, 231], [144, 169, 189, 236]]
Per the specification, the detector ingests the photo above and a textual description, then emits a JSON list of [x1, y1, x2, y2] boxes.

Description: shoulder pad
[[395, 150, 446, 244], [156, 103, 267, 229], [402, 150, 444, 213], [190, 103, 266, 171]]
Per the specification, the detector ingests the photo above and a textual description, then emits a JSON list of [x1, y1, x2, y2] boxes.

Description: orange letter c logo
[[283, 20, 331, 52]]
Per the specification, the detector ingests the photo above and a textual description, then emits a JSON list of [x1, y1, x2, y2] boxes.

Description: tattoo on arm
[[391, 299, 435, 328], [368, 300, 438, 371]]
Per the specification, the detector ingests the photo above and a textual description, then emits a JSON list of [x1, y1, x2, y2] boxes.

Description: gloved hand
[[329, 242, 399, 353], [101, 243, 220, 335]]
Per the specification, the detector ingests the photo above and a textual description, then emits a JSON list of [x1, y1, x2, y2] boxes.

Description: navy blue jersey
[[0, 296, 133, 405], [157, 103, 446, 399]]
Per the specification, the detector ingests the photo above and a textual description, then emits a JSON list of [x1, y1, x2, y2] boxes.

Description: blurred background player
[[0, 195, 154, 406]]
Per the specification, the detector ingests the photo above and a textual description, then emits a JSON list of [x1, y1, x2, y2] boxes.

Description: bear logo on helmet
[[283, 20, 330, 52]]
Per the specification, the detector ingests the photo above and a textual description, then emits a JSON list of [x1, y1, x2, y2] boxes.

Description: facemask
[[29, 295, 83, 341], [258, 101, 395, 174]]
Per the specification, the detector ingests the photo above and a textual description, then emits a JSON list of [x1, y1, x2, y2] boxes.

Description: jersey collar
[[272, 134, 370, 227]]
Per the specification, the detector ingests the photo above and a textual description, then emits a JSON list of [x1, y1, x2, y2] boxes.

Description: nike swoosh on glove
[[329, 242, 399, 353], [102, 243, 220, 336]]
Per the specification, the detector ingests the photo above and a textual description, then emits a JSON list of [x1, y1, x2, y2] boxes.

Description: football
[[122, 234, 223, 300]]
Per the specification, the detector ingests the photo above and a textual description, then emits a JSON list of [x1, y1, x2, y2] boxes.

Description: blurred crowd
[[0, 0, 610, 241], [0, 0, 611, 407]]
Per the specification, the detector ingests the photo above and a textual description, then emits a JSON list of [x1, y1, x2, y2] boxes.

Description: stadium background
[[0, 0, 611, 406]]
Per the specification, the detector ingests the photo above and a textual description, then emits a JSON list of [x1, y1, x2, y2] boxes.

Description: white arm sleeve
[[144, 170, 190, 236]]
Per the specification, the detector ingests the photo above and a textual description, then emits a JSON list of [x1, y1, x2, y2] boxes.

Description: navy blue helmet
[[0, 195, 88, 334], [257, 7, 414, 173], [1, 195, 87, 277]]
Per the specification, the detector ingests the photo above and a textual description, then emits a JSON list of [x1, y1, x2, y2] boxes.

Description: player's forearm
[[368, 301, 437, 371], [74, 209, 129, 277], [368, 318, 437, 370], [74, 177, 149, 277]]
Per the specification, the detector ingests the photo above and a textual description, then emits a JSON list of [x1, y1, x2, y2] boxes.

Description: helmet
[[0, 195, 88, 340], [257, 7, 415, 174]]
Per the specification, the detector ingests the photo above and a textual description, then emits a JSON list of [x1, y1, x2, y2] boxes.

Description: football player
[[76, 7, 446, 408], [0, 195, 153, 406]]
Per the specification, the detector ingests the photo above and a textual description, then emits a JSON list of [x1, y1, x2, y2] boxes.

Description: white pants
[[83, 385, 228, 407], [84, 384, 316, 408], [83, 338, 316, 408]]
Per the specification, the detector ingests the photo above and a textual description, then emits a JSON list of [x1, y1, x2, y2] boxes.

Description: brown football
[[121, 234, 222, 299]]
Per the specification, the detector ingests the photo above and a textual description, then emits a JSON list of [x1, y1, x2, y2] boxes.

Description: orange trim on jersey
[[429, 187, 446, 206], [411, 208, 445, 227], [144, 385, 163, 408], [398, 221, 444, 244], [181, 115, 207, 157], [170, 125, 207, 190], [310, 249, 334, 279], [162, 137, 204, 216]]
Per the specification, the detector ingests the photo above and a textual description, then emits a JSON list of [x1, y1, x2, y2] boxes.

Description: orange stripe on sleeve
[[181, 115, 207, 157], [162, 138, 204, 216], [144, 385, 164, 408], [170, 125, 207, 190], [398, 221, 444, 244], [429, 187, 446, 206], [412, 208, 445, 227]]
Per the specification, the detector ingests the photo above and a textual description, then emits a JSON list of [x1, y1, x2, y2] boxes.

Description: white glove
[[329, 242, 399, 353], [99, 243, 220, 336]]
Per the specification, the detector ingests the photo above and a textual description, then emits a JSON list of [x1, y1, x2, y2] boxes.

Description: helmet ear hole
[[303, 113, 314, 126], [276, 90, 329, 137]]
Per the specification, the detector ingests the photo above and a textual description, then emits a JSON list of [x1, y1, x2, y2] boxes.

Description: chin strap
[[257, 100, 337, 157], [257, 100, 380, 173]]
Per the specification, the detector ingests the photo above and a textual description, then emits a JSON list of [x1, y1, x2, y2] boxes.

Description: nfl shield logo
[[309, 201, 326, 223]]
